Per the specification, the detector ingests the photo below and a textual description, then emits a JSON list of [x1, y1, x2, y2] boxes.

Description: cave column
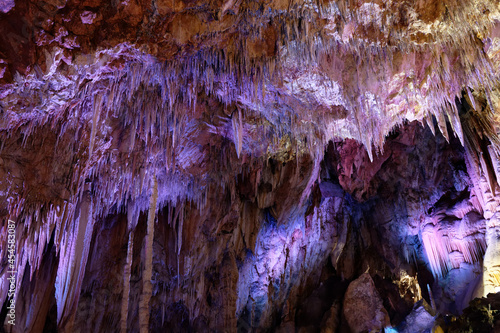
[[463, 129, 500, 297], [483, 213, 500, 295], [474, 169, 500, 296]]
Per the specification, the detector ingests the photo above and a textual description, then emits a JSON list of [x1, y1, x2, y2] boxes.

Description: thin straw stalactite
[[139, 177, 158, 333]]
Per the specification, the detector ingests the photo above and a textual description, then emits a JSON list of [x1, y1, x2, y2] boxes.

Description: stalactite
[[458, 99, 500, 296], [89, 93, 102, 160], [121, 202, 139, 333], [479, 151, 496, 196], [488, 145, 500, 185], [299, 147, 322, 206], [421, 220, 487, 278], [178, 204, 184, 257], [54, 183, 94, 333], [466, 87, 477, 111], [1, 1, 500, 331], [120, 229, 134, 333], [139, 177, 158, 333], [232, 107, 244, 158]]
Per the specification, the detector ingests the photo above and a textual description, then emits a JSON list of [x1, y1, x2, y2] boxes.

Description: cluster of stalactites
[[421, 227, 486, 278], [2, 0, 499, 154], [1, 0, 500, 325]]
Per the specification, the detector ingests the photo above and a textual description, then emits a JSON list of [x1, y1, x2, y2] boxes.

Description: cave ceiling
[[0, 0, 498, 215], [2, 0, 500, 332]]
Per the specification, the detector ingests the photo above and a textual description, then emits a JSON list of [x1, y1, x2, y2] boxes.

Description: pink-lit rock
[[2, 0, 500, 331]]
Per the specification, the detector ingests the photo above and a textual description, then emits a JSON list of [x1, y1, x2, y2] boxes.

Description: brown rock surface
[[2, 0, 500, 332], [343, 273, 390, 333]]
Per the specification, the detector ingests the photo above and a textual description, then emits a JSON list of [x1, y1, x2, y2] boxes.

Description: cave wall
[[3, 118, 491, 332], [1, 0, 500, 332]]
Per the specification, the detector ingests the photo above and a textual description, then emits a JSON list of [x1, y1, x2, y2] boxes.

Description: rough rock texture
[[320, 300, 340, 333], [2, 0, 500, 332], [396, 300, 435, 333], [343, 273, 390, 333]]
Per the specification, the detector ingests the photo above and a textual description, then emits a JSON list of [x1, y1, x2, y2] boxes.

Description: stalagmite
[[139, 177, 158, 333]]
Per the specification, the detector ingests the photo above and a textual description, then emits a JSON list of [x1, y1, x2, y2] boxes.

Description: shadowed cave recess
[[2, 0, 500, 332]]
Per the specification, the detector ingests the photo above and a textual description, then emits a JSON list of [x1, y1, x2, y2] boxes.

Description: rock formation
[[1, 0, 500, 332]]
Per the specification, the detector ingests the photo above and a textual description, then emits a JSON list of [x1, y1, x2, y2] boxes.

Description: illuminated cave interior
[[2, 0, 500, 332]]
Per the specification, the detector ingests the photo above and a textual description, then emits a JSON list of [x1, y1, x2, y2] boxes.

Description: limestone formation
[[1, 0, 500, 332]]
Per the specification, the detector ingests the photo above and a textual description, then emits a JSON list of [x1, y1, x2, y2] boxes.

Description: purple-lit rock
[[0, 0, 14, 13], [1, 0, 500, 332]]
